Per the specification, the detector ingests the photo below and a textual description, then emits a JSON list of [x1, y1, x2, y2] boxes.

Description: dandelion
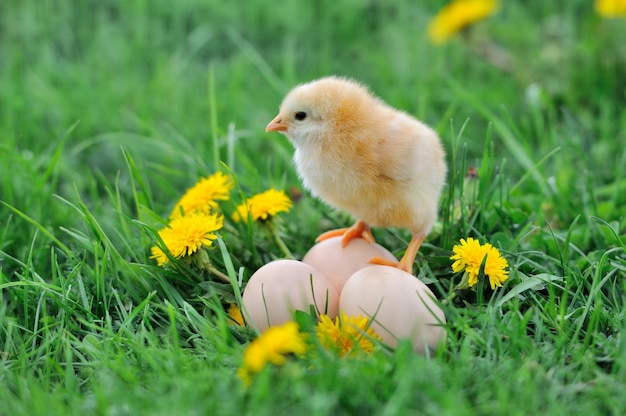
[[316, 312, 381, 357], [232, 188, 294, 258], [595, 0, 626, 18], [450, 237, 509, 289], [238, 322, 307, 385], [481, 243, 509, 288], [227, 303, 245, 326], [150, 212, 224, 266], [232, 189, 292, 223], [170, 172, 233, 220], [427, 0, 499, 44], [450, 237, 485, 286]]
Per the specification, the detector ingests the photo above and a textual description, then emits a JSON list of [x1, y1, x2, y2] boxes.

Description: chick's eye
[[295, 111, 307, 121]]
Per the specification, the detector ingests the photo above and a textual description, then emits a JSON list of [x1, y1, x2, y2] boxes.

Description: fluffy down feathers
[[266, 76, 447, 238]]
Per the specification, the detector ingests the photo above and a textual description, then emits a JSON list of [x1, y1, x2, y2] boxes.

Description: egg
[[302, 236, 397, 293], [242, 259, 339, 332], [339, 265, 446, 354]]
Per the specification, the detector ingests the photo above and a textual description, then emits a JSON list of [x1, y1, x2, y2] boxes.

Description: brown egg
[[302, 236, 397, 293], [339, 265, 446, 354], [242, 259, 339, 332]]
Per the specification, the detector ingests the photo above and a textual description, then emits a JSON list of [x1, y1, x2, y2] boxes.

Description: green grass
[[1, 0, 625, 414]]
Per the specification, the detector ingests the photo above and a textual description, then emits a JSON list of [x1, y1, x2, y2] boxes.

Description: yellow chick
[[266, 76, 447, 273]]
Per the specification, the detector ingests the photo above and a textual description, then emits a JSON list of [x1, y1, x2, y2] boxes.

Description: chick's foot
[[368, 233, 426, 275], [316, 220, 375, 247]]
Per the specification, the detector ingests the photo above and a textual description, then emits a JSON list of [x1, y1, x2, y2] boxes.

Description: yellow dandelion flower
[[481, 243, 509, 289], [450, 237, 509, 289], [150, 212, 224, 266], [232, 189, 292, 223], [427, 0, 499, 44], [450, 237, 486, 287], [316, 311, 381, 357], [238, 322, 307, 385], [170, 172, 233, 220], [595, 0, 626, 18], [227, 303, 245, 326], [150, 246, 169, 267]]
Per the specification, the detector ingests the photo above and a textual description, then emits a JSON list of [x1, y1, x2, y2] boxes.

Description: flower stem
[[441, 291, 458, 306], [209, 265, 232, 284], [271, 228, 294, 259]]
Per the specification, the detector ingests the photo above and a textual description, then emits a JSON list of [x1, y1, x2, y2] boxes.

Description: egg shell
[[242, 259, 339, 332], [302, 236, 397, 293], [339, 265, 446, 354]]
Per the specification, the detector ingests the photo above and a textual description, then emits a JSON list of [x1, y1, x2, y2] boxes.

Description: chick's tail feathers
[[316, 220, 375, 246]]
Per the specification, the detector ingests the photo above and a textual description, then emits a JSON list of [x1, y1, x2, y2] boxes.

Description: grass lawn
[[1, 0, 625, 414]]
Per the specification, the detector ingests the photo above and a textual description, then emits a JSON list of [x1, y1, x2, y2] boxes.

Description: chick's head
[[266, 76, 381, 147]]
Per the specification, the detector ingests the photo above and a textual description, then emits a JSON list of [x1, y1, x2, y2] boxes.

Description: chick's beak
[[265, 115, 288, 132]]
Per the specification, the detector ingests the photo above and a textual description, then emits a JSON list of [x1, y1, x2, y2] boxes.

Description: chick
[[265, 76, 447, 273]]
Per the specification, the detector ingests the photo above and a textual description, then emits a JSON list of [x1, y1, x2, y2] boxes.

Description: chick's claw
[[368, 233, 426, 275], [316, 220, 375, 247], [368, 256, 400, 268], [368, 255, 413, 274], [341, 220, 375, 246]]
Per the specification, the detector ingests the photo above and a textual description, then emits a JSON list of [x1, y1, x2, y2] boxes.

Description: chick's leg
[[369, 233, 425, 274], [316, 220, 375, 247]]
